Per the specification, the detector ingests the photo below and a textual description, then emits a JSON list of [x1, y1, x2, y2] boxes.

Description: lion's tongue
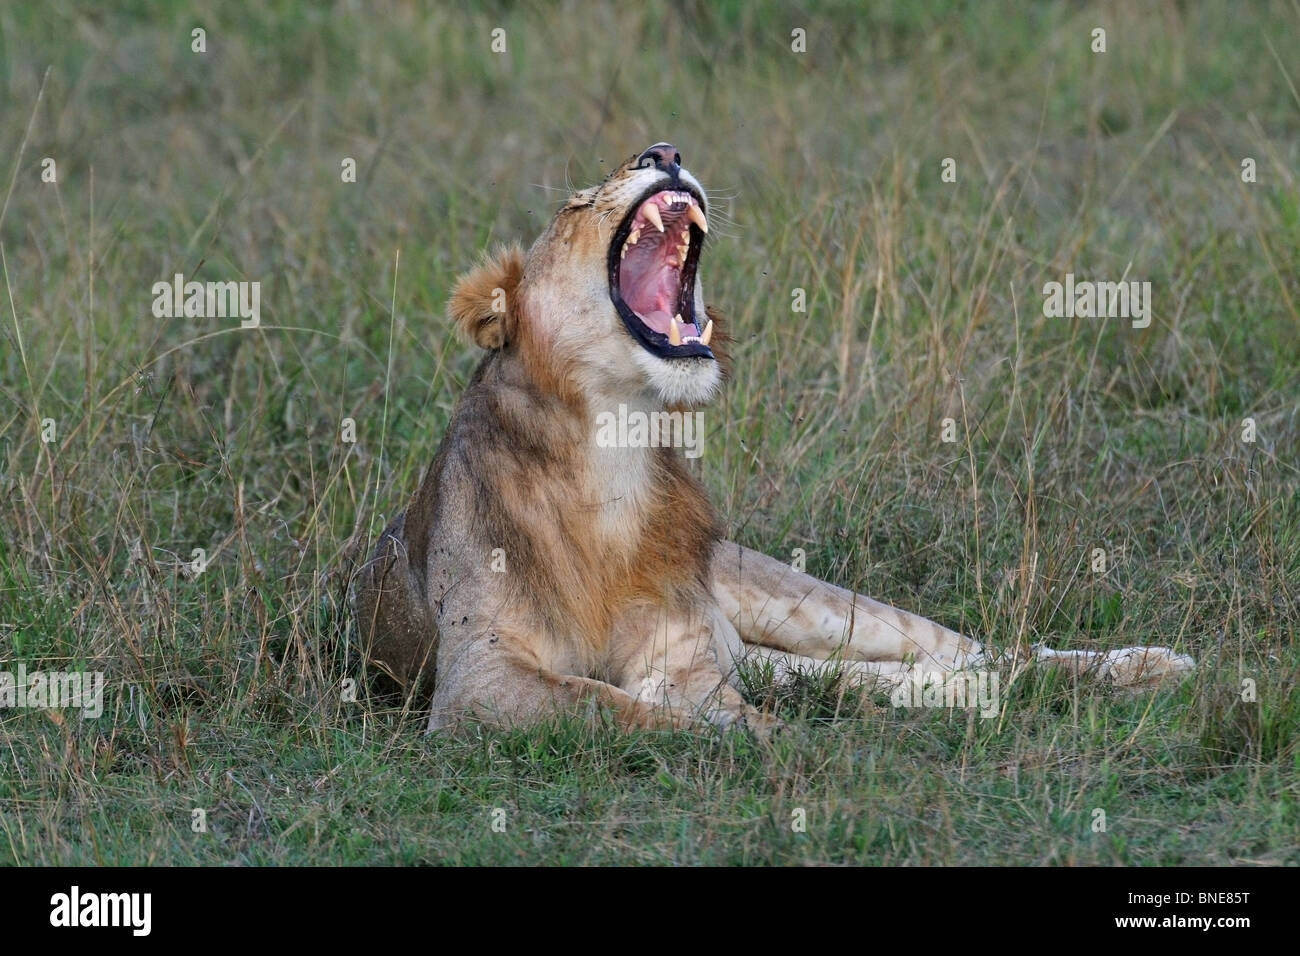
[[640, 309, 674, 333], [622, 244, 697, 337]]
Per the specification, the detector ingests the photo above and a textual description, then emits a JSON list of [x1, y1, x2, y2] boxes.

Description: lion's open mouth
[[608, 184, 712, 360]]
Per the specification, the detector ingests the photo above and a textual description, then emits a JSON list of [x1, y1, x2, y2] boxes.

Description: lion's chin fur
[[629, 347, 723, 407]]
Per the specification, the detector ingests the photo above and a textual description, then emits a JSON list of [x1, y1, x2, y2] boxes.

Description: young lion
[[355, 142, 1194, 733]]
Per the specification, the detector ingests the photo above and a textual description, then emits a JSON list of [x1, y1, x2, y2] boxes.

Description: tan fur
[[354, 145, 1194, 735], [447, 244, 525, 349]]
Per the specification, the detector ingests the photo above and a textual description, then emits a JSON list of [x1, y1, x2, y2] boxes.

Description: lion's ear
[[447, 244, 525, 349]]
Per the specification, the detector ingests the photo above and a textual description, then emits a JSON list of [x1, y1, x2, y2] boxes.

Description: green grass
[[1, 0, 1298, 865]]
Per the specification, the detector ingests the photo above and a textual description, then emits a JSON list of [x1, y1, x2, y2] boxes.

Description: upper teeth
[[686, 203, 707, 234], [619, 193, 709, 264], [643, 202, 664, 233], [634, 194, 708, 236]]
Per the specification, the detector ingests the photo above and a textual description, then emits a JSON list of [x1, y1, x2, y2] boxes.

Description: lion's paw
[[1098, 646, 1196, 686], [711, 705, 786, 740]]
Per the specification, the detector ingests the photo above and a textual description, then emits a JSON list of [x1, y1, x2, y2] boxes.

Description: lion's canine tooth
[[643, 202, 664, 233], [686, 204, 708, 234], [668, 315, 682, 346], [699, 319, 714, 345]]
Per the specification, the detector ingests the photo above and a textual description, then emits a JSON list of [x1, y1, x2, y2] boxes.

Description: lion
[[354, 142, 1195, 734]]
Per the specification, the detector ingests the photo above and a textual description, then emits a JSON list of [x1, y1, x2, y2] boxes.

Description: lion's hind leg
[[711, 541, 987, 670], [1032, 645, 1196, 687], [740, 645, 913, 692], [713, 541, 1195, 692], [355, 512, 440, 700]]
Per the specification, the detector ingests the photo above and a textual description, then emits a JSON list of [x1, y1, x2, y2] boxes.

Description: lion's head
[[448, 142, 720, 407]]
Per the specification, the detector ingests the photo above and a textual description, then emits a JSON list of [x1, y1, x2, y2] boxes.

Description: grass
[[1, 0, 1298, 865]]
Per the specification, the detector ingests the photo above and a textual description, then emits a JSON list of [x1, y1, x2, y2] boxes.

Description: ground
[[0, 1, 1297, 865]]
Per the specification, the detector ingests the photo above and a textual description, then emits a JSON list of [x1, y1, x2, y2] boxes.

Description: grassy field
[[1, 0, 1297, 865]]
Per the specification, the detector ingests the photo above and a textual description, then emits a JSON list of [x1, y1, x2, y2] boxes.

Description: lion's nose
[[636, 142, 682, 179]]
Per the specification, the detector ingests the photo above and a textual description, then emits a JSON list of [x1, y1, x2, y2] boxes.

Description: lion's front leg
[[428, 613, 692, 733], [608, 602, 777, 733], [711, 540, 986, 670]]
